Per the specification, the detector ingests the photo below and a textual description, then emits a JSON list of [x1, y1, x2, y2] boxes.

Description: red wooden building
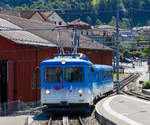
[[0, 14, 113, 104]]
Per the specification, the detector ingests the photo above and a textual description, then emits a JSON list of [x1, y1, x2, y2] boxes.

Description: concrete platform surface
[[0, 115, 28, 125], [96, 95, 150, 125]]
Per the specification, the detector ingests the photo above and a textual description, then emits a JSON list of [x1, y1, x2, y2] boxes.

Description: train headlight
[[46, 90, 51, 94], [61, 60, 66, 65], [78, 89, 83, 96]]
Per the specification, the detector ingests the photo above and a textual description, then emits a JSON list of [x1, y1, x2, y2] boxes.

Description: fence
[[113, 66, 124, 74], [0, 100, 41, 116]]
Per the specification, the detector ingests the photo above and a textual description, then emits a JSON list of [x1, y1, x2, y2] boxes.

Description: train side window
[[102, 70, 113, 81], [97, 72, 99, 82], [102, 71, 106, 80], [89, 66, 97, 82], [91, 67, 94, 72], [88, 67, 90, 82]]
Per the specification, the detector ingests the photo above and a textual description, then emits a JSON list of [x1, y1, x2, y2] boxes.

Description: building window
[[59, 21, 62, 25], [86, 31, 88, 35]]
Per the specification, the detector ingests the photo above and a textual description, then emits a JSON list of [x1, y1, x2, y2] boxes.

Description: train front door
[[0, 60, 7, 104]]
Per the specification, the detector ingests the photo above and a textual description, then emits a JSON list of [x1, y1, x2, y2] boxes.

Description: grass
[[142, 81, 150, 89], [113, 73, 124, 79]]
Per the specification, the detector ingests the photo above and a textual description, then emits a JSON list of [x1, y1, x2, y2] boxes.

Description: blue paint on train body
[[40, 53, 113, 106]]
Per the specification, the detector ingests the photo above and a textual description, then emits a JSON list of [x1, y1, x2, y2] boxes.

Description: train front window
[[45, 67, 63, 83], [65, 67, 84, 82]]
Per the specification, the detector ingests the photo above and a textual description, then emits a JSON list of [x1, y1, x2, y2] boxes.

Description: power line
[[2, 7, 150, 14]]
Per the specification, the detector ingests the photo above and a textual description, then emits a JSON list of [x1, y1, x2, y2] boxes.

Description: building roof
[[68, 19, 92, 29], [94, 25, 115, 29], [0, 17, 56, 47], [20, 11, 35, 19], [0, 14, 112, 51], [41, 11, 54, 19], [0, 9, 47, 21], [0, 8, 20, 17]]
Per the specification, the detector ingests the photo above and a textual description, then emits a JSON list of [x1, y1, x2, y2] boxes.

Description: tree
[[86, 16, 92, 24], [95, 19, 103, 25], [14, 6, 24, 10], [147, 20, 150, 25], [4, 4, 12, 9], [109, 16, 116, 26], [91, 0, 101, 6], [119, 18, 130, 29]]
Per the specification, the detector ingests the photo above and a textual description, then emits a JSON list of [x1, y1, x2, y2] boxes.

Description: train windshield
[[45, 67, 63, 83], [65, 67, 84, 82]]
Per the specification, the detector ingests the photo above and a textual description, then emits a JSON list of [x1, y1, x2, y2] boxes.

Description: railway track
[[116, 72, 150, 101], [121, 90, 150, 101], [114, 73, 139, 91], [47, 115, 85, 125], [27, 113, 86, 125]]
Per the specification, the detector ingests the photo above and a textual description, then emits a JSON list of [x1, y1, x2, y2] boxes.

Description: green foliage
[[147, 20, 150, 25], [91, 0, 101, 6], [142, 81, 150, 89], [136, 35, 148, 41], [95, 19, 103, 25], [109, 16, 116, 26], [113, 73, 124, 80], [4, 4, 12, 9], [119, 18, 130, 29], [86, 16, 92, 24]]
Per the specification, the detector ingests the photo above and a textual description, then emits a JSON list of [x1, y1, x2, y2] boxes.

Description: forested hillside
[[1, 0, 150, 27]]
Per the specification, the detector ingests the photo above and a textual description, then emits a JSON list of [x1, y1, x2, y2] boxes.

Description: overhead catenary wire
[[2, 7, 150, 14]]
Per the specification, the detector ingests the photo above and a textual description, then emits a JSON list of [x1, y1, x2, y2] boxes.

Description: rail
[[63, 116, 69, 125], [78, 116, 85, 125], [119, 73, 139, 90], [122, 90, 150, 101], [113, 73, 139, 93], [48, 116, 52, 125]]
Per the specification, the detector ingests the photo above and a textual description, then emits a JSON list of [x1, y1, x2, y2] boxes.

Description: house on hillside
[[0, 8, 66, 26], [20, 11, 46, 22], [41, 11, 67, 26], [68, 19, 92, 35], [91, 25, 116, 43], [0, 14, 113, 106]]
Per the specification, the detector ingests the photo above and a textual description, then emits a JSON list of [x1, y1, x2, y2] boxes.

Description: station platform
[[0, 115, 28, 125], [95, 95, 150, 125]]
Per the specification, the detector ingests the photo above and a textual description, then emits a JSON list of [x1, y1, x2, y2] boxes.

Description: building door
[[0, 60, 7, 104]]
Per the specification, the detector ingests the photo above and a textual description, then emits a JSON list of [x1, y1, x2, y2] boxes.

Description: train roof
[[95, 64, 113, 70], [41, 56, 93, 66]]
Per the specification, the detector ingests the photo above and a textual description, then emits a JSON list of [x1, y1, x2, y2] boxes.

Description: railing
[[113, 66, 124, 74], [0, 100, 41, 116]]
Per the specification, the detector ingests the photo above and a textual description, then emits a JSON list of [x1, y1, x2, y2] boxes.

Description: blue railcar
[[40, 53, 113, 106]]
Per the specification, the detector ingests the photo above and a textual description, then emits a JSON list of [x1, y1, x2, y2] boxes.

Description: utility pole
[[35, 47, 39, 106], [116, 9, 120, 94], [73, 28, 80, 54], [148, 36, 150, 81]]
